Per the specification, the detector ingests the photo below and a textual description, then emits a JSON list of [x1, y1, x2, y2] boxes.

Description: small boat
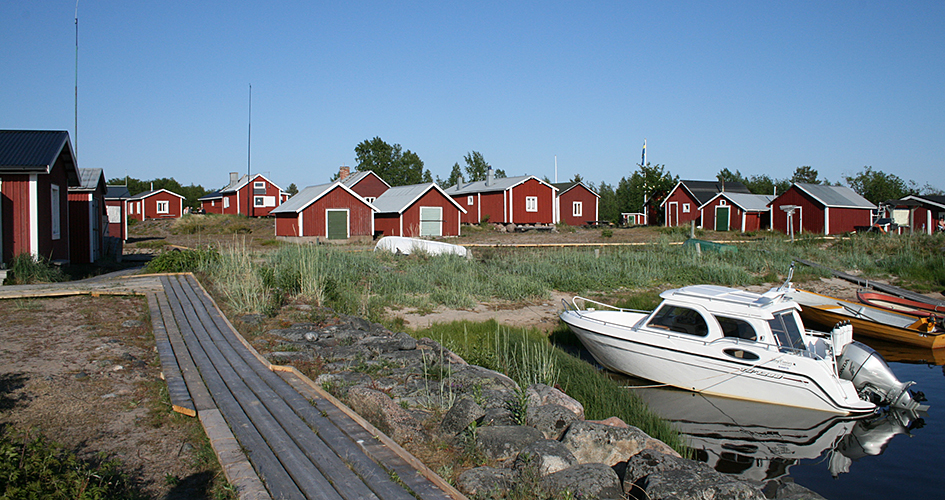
[[373, 236, 468, 258], [856, 289, 945, 319], [786, 289, 945, 350], [560, 278, 926, 415]]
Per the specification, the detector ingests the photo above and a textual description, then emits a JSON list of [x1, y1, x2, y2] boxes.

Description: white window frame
[[683, 203, 691, 213], [255, 196, 265, 207], [365, 197, 376, 204], [156, 200, 169, 214], [254, 181, 266, 190], [467, 195, 474, 206], [572, 201, 582, 217], [526, 196, 538, 212], [51, 184, 61, 240], [223, 197, 230, 209]]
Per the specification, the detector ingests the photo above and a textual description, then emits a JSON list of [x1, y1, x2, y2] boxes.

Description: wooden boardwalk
[[1, 273, 463, 500]]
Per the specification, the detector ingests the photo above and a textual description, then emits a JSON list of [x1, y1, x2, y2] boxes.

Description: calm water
[[625, 340, 944, 500]]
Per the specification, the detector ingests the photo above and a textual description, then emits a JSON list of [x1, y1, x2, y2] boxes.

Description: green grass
[[413, 320, 689, 456], [3, 254, 66, 285]]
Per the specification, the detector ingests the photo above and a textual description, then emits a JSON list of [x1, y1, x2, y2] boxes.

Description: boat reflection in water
[[634, 386, 925, 482]]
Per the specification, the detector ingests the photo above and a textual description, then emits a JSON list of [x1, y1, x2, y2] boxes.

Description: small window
[[223, 198, 230, 209], [254, 197, 265, 206], [254, 181, 266, 190], [716, 316, 757, 341], [51, 184, 61, 240], [526, 196, 538, 212], [365, 197, 376, 204], [683, 203, 690, 213], [156, 200, 169, 214], [719, 199, 727, 206], [647, 305, 709, 337], [572, 201, 582, 217], [768, 311, 807, 350], [467, 195, 474, 206]]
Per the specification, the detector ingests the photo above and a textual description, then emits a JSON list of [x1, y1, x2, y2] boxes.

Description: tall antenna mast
[[554, 155, 557, 183], [247, 83, 252, 217], [74, 0, 79, 155]]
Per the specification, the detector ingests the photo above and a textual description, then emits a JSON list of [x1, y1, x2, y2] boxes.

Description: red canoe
[[857, 289, 945, 319]]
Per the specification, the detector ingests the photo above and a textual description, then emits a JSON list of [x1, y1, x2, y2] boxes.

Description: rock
[[121, 319, 144, 328], [268, 351, 315, 363], [527, 383, 585, 419], [527, 404, 579, 440], [441, 398, 485, 436], [346, 387, 423, 444], [561, 420, 651, 466], [358, 332, 417, 352], [762, 478, 827, 500], [505, 223, 516, 232], [448, 365, 518, 394], [541, 463, 623, 500], [315, 372, 373, 395], [481, 407, 515, 426], [476, 425, 543, 461], [636, 467, 765, 500], [456, 467, 517, 497], [239, 314, 265, 325], [416, 338, 467, 365], [589, 416, 630, 428], [512, 439, 578, 476]]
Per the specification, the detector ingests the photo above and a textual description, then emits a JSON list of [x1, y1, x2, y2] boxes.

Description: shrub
[[145, 248, 218, 274], [5, 254, 65, 285]]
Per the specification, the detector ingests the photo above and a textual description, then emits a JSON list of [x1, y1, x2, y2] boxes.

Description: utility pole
[[247, 84, 252, 218]]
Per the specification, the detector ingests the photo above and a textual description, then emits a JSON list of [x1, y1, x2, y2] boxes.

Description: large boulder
[[527, 404, 580, 440], [561, 420, 651, 466], [457, 467, 517, 497], [440, 398, 485, 436], [540, 463, 623, 500], [527, 383, 584, 419], [345, 386, 423, 443], [512, 439, 578, 476], [476, 425, 543, 461], [623, 450, 766, 500]]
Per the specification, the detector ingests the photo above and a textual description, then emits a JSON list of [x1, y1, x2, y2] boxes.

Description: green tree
[[286, 183, 299, 196], [571, 174, 584, 184], [597, 181, 618, 223], [844, 166, 917, 205], [445, 163, 464, 188], [621, 163, 676, 216], [354, 137, 431, 186], [792, 166, 821, 184], [463, 151, 490, 181]]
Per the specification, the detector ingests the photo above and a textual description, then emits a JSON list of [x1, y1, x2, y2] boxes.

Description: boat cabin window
[[716, 316, 757, 341], [648, 306, 709, 337], [768, 311, 806, 350]]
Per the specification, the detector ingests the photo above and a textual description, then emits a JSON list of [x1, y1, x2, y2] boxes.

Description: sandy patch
[[398, 291, 574, 332]]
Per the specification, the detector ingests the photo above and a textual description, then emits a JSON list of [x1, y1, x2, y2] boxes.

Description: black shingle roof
[[0, 130, 73, 171]]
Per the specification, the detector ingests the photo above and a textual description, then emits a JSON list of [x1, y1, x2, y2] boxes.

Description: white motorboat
[[560, 278, 927, 415]]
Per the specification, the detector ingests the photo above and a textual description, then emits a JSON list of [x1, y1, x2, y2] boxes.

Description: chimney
[[229, 172, 239, 185], [339, 165, 350, 180], [486, 166, 494, 187]]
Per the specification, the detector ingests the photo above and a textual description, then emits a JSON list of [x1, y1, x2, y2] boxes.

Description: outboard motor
[[836, 341, 925, 411]]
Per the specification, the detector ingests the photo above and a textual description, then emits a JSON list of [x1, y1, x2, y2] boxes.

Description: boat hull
[[799, 304, 945, 350], [856, 290, 945, 318], [561, 310, 875, 415]]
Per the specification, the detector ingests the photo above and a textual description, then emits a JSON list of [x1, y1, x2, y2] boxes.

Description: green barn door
[[327, 210, 349, 240], [715, 206, 730, 231], [419, 207, 442, 237]]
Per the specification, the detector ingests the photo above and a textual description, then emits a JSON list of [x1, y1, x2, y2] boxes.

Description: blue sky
[[3, 1, 943, 192]]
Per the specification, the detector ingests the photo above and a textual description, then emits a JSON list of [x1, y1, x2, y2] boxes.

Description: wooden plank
[[145, 292, 195, 417], [164, 276, 342, 500], [179, 275, 422, 500], [155, 290, 215, 412], [795, 258, 945, 307], [168, 276, 376, 500], [160, 277, 308, 500]]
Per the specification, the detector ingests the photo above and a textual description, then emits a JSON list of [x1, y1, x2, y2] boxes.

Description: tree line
[[113, 136, 940, 222]]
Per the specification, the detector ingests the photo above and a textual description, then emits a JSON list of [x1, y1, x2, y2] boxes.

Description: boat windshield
[[768, 311, 806, 350]]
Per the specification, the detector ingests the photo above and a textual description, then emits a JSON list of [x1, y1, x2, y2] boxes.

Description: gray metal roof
[[71, 168, 104, 191], [551, 181, 599, 198], [105, 185, 132, 199], [217, 173, 284, 194], [273, 182, 377, 214], [444, 175, 550, 195], [701, 192, 773, 211], [794, 183, 875, 209], [128, 188, 185, 200], [198, 190, 222, 200], [340, 170, 390, 189], [372, 183, 465, 214]]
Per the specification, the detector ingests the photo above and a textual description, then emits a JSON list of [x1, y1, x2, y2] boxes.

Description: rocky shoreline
[[255, 313, 825, 500]]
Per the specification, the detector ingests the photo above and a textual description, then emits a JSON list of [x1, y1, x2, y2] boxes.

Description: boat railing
[[564, 296, 649, 315]]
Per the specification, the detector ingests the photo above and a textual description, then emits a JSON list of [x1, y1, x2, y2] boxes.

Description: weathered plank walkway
[[0, 273, 464, 500]]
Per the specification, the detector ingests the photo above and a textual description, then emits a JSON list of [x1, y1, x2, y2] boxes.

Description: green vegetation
[[0, 427, 146, 499], [145, 247, 219, 274], [4, 254, 66, 285]]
